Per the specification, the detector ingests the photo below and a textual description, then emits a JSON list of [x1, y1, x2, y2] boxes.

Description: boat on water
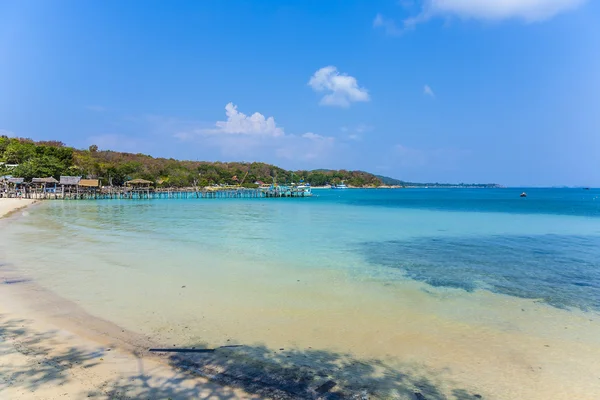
[[296, 183, 313, 196], [520, 192, 527, 197], [331, 181, 348, 189]]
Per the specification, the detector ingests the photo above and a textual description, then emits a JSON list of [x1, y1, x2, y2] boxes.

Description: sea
[[1, 188, 600, 399]]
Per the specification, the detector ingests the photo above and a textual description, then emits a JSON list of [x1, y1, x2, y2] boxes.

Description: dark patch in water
[[360, 234, 600, 311], [3, 278, 31, 285]]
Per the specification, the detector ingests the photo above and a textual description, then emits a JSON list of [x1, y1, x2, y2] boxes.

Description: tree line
[[0, 136, 382, 187]]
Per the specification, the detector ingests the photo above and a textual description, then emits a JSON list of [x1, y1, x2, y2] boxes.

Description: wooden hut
[[126, 178, 153, 188], [6, 177, 26, 198], [32, 177, 59, 194], [126, 178, 153, 198], [79, 179, 101, 197], [0, 176, 8, 197], [60, 176, 81, 198]]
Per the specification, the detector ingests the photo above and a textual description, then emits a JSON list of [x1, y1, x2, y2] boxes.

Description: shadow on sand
[[1, 315, 483, 399]]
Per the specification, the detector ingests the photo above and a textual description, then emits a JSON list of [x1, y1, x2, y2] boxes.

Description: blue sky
[[1, 0, 599, 186]]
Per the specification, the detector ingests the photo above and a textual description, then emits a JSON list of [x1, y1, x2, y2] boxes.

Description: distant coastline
[[1, 136, 502, 189]]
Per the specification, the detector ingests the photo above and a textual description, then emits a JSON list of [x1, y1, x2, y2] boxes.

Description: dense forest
[[0, 136, 382, 187]]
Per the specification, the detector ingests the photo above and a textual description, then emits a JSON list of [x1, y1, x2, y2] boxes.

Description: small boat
[[520, 192, 527, 198], [331, 181, 348, 189], [296, 183, 313, 196]]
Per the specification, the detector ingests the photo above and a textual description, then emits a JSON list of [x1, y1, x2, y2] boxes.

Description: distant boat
[[520, 192, 527, 197], [296, 183, 313, 196], [331, 181, 348, 189], [584, 187, 590, 190]]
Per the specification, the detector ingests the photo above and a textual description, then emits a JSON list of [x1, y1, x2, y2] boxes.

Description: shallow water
[[1, 188, 600, 399]]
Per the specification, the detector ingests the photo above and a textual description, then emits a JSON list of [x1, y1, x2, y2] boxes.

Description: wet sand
[[0, 198, 37, 218]]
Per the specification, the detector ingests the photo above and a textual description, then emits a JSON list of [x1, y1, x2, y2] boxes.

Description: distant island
[[0, 136, 501, 188], [374, 175, 503, 189]]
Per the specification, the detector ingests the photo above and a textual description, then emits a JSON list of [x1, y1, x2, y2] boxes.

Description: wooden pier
[[3, 186, 313, 201]]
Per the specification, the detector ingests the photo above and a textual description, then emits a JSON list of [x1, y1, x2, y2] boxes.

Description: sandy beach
[[0, 199, 258, 400], [0, 198, 37, 219], [3, 198, 600, 400]]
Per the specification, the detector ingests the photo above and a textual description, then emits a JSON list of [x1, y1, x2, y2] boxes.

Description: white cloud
[[375, 0, 587, 33], [422, 0, 587, 22], [203, 103, 284, 137], [308, 66, 370, 107], [424, 84, 435, 98], [166, 104, 337, 163]]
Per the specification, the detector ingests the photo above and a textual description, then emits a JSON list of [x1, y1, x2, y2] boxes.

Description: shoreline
[[3, 199, 600, 399], [0, 200, 259, 399], [0, 198, 38, 218]]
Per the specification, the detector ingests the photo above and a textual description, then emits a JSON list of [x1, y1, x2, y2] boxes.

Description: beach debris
[[181, 285, 186, 288], [2, 278, 31, 285], [149, 345, 243, 353], [315, 380, 337, 394]]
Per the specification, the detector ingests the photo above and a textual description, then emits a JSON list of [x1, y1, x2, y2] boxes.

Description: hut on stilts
[[125, 179, 153, 199], [32, 177, 59, 198], [59, 176, 81, 199], [78, 179, 101, 198]]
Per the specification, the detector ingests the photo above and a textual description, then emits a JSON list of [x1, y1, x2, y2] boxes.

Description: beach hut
[[79, 179, 101, 197], [6, 177, 26, 198], [60, 176, 81, 198], [126, 178, 153, 198], [0, 176, 9, 197], [126, 178, 153, 188], [32, 177, 59, 195]]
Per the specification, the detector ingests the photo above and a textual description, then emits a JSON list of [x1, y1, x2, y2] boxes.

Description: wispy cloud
[[168, 103, 336, 163], [423, 84, 435, 98], [422, 0, 587, 22], [85, 105, 106, 112], [373, 13, 404, 36], [375, 0, 587, 33], [308, 66, 370, 107], [341, 124, 373, 141]]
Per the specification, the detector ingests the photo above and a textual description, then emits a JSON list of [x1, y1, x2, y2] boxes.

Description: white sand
[[0, 200, 258, 400], [0, 198, 37, 218]]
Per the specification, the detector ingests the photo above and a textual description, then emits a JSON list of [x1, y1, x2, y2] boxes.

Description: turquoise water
[[2, 188, 600, 399], [3, 188, 600, 312]]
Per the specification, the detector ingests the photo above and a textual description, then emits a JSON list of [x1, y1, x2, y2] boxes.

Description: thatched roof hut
[[60, 176, 81, 185], [32, 177, 59, 184], [79, 179, 100, 188], [126, 179, 153, 186], [7, 177, 25, 184]]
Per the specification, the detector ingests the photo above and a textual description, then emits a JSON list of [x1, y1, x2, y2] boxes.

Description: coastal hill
[[0, 136, 501, 188], [0, 137, 380, 187]]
